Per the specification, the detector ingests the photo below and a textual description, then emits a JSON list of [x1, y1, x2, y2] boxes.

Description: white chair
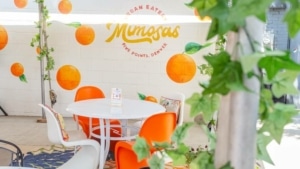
[[132, 92, 185, 134], [38, 104, 100, 169]]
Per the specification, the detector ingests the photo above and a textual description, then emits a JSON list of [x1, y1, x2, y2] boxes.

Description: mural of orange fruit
[[0, 25, 8, 50], [56, 65, 81, 90], [145, 96, 158, 103], [11, 62, 24, 77], [14, 0, 28, 8], [58, 0, 72, 14], [194, 8, 211, 21], [166, 53, 196, 83], [75, 25, 95, 45]]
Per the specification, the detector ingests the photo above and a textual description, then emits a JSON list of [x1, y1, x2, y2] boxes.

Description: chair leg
[[0, 106, 8, 116]]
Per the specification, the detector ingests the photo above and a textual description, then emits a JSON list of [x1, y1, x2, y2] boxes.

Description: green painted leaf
[[272, 70, 300, 98], [259, 103, 298, 143], [171, 122, 193, 144], [258, 52, 300, 80], [148, 154, 165, 169], [165, 143, 189, 166], [137, 92, 146, 100], [283, 1, 300, 37], [256, 133, 274, 165], [66, 22, 82, 28], [133, 136, 150, 161], [185, 42, 213, 54], [19, 74, 27, 83]]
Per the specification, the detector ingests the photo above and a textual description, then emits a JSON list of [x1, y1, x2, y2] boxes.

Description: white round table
[[66, 98, 166, 169], [0, 167, 37, 169]]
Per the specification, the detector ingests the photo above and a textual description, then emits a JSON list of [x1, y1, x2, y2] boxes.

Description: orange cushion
[[45, 105, 69, 141]]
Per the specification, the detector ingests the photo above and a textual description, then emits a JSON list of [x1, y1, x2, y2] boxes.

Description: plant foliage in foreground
[[134, 0, 300, 168]]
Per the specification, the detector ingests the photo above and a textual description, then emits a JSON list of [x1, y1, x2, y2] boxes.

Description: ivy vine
[[134, 0, 300, 169]]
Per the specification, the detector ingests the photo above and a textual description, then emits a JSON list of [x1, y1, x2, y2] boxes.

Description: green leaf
[[185, 42, 213, 54], [186, 93, 220, 123], [185, 0, 217, 15], [153, 142, 171, 150], [133, 136, 150, 161], [256, 133, 274, 165], [148, 154, 165, 169], [228, 0, 273, 26], [259, 103, 298, 143], [272, 70, 300, 98], [165, 143, 189, 166], [258, 52, 300, 80], [259, 89, 274, 119], [219, 161, 234, 169], [66, 22, 82, 28], [283, 1, 300, 37], [138, 92, 146, 100], [171, 122, 193, 145], [19, 74, 27, 83], [240, 52, 263, 73], [190, 151, 215, 169], [205, 0, 235, 40], [203, 51, 249, 95]]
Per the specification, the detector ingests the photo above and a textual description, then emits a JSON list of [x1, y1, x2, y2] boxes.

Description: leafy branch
[[31, 0, 56, 106]]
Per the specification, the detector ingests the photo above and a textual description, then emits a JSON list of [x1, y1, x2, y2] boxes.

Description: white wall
[[0, 0, 214, 122]]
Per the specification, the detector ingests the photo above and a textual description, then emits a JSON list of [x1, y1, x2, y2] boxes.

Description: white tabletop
[[0, 167, 36, 169], [66, 98, 166, 119]]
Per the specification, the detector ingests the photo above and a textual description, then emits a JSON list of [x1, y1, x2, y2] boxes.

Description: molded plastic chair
[[38, 104, 100, 169], [132, 92, 185, 135], [0, 139, 23, 166], [161, 92, 185, 126], [115, 112, 177, 169], [74, 85, 122, 151]]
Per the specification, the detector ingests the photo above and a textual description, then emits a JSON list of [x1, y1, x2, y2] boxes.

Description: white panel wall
[[0, 0, 214, 122]]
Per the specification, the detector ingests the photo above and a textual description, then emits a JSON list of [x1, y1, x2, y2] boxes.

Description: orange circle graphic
[[14, 0, 28, 8], [166, 53, 196, 83], [56, 65, 81, 90], [58, 0, 72, 14], [11, 62, 24, 77], [75, 25, 95, 45], [0, 25, 8, 50]]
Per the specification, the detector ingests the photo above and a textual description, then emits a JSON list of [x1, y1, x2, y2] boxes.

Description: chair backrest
[[74, 86, 105, 125], [0, 139, 23, 166], [139, 112, 177, 151], [160, 92, 185, 126], [74, 86, 105, 101], [38, 104, 65, 144]]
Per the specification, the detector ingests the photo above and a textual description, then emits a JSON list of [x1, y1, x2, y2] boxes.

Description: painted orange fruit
[[58, 0, 72, 14], [0, 25, 8, 50], [11, 62, 24, 77], [75, 25, 95, 45], [14, 0, 28, 8], [194, 8, 211, 21], [145, 96, 158, 103], [166, 53, 196, 83], [56, 65, 81, 90]]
